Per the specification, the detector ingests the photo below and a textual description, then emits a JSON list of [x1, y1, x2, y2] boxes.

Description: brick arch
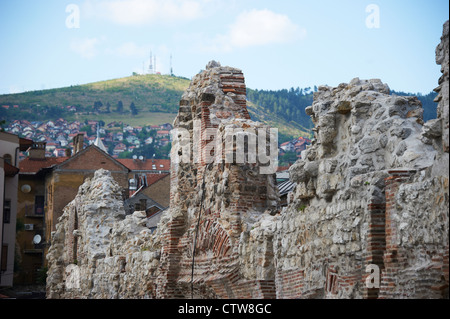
[[191, 218, 232, 258], [176, 217, 239, 298]]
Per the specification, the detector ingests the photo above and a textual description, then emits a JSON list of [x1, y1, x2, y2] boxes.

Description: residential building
[[156, 130, 170, 137], [280, 141, 295, 152], [145, 136, 153, 145], [43, 138, 129, 247], [113, 143, 127, 156], [118, 158, 170, 208], [16, 135, 130, 283], [0, 131, 32, 287], [17, 142, 66, 285]]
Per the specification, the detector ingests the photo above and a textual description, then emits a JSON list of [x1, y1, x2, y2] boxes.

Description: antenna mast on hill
[[170, 54, 173, 76], [149, 51, 154, 74]]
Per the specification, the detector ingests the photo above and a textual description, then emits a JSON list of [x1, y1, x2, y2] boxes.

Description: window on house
[[3, 200, 11, 223], [35, 196, 44, 215], [3, 154, 12, 165], [1, 245, 7, 271], [139, 199, 147, 211]]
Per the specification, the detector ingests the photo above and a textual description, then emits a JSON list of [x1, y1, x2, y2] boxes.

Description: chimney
[[28, 142, 46, 160], [73, 133, 84, 154]]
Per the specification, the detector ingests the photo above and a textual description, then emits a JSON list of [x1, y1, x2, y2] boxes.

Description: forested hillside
[[0, 74, 438, 141], [247, 87, 315, 132]]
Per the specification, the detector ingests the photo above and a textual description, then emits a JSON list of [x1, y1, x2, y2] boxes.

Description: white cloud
[[230, 9, 305, 47], [83, 0, 204, 26], [70, 37, 101, 59], [204, 9, 306, 52]]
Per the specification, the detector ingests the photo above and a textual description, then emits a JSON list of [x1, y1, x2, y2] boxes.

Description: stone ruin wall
[[46, 61, 281, 299], [158, 60, 280, 298], [46, 21, 449, 299], [45, 169, 163, 298], [274, 20, 448, 299]]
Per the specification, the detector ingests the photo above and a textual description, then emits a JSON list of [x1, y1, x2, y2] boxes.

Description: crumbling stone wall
[[157, 61, 279, 298], [272, 20, 449, 299], [431, 20, 449, 154], [377, 20, 449, 299], [46, 169, 162, 298], [271, 77, 438, 298], [46, 21, 448, 299], [46, 62, 280, 299]]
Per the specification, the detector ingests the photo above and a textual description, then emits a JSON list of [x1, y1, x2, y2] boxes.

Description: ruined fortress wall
[[46, 21, 448, 299], [46, 62, 280, 299], [46, 169, 162, 298], [157, 61, 279, 298], [273, 20, 449, 299], [377, 20, 449, 298]]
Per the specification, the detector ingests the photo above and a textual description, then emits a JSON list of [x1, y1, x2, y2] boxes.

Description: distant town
[[3, 118, 173, 160], [2, 119, 311, 165]]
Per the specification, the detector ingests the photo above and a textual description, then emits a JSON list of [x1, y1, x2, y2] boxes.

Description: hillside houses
[[156, 130, 170, 137], [279, 136, 311, 159], [3, 119, 174, 160], [3, 119, 312, 165]]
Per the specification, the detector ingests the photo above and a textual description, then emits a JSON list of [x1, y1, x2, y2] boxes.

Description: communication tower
[[149, 51, 154, 74]]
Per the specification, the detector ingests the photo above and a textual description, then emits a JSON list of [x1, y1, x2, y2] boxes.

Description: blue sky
[[0, 0, 448, 95]]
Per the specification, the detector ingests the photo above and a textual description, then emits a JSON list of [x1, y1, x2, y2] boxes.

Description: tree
[[94, 101, 102, 112], [116, 100, 124, 113], [0, 109, 6, 123], [130, 102, 138, 115], [279, 151, 298, 166], [0, 119, 6, 132]]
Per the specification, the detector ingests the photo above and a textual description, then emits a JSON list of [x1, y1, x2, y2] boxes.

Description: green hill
[[0, 74, 313, 139], [0, 74, 188, 121], [0, 74, 437, 140]]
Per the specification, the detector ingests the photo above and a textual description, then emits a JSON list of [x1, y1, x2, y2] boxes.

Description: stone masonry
[[274, 20, 448, 299], [46, 61, 280, 299], [46, 21, 448, 299], [154, 60, 280, 298]]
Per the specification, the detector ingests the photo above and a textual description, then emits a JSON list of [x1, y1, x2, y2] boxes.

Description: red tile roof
[[4, 162, 20, 176], [146, 173, 169, 186], [19, 157, 68, 174], [117, 159, 170, 171]]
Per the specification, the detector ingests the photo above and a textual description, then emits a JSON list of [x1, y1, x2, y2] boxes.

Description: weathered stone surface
[[46, 169, 162, 299], [158, 62, 279, 298], [434, 20, 449, 153], [47, 20, 449, 299], [47, 62, 280, 299], [272, 20, 449, 299]]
